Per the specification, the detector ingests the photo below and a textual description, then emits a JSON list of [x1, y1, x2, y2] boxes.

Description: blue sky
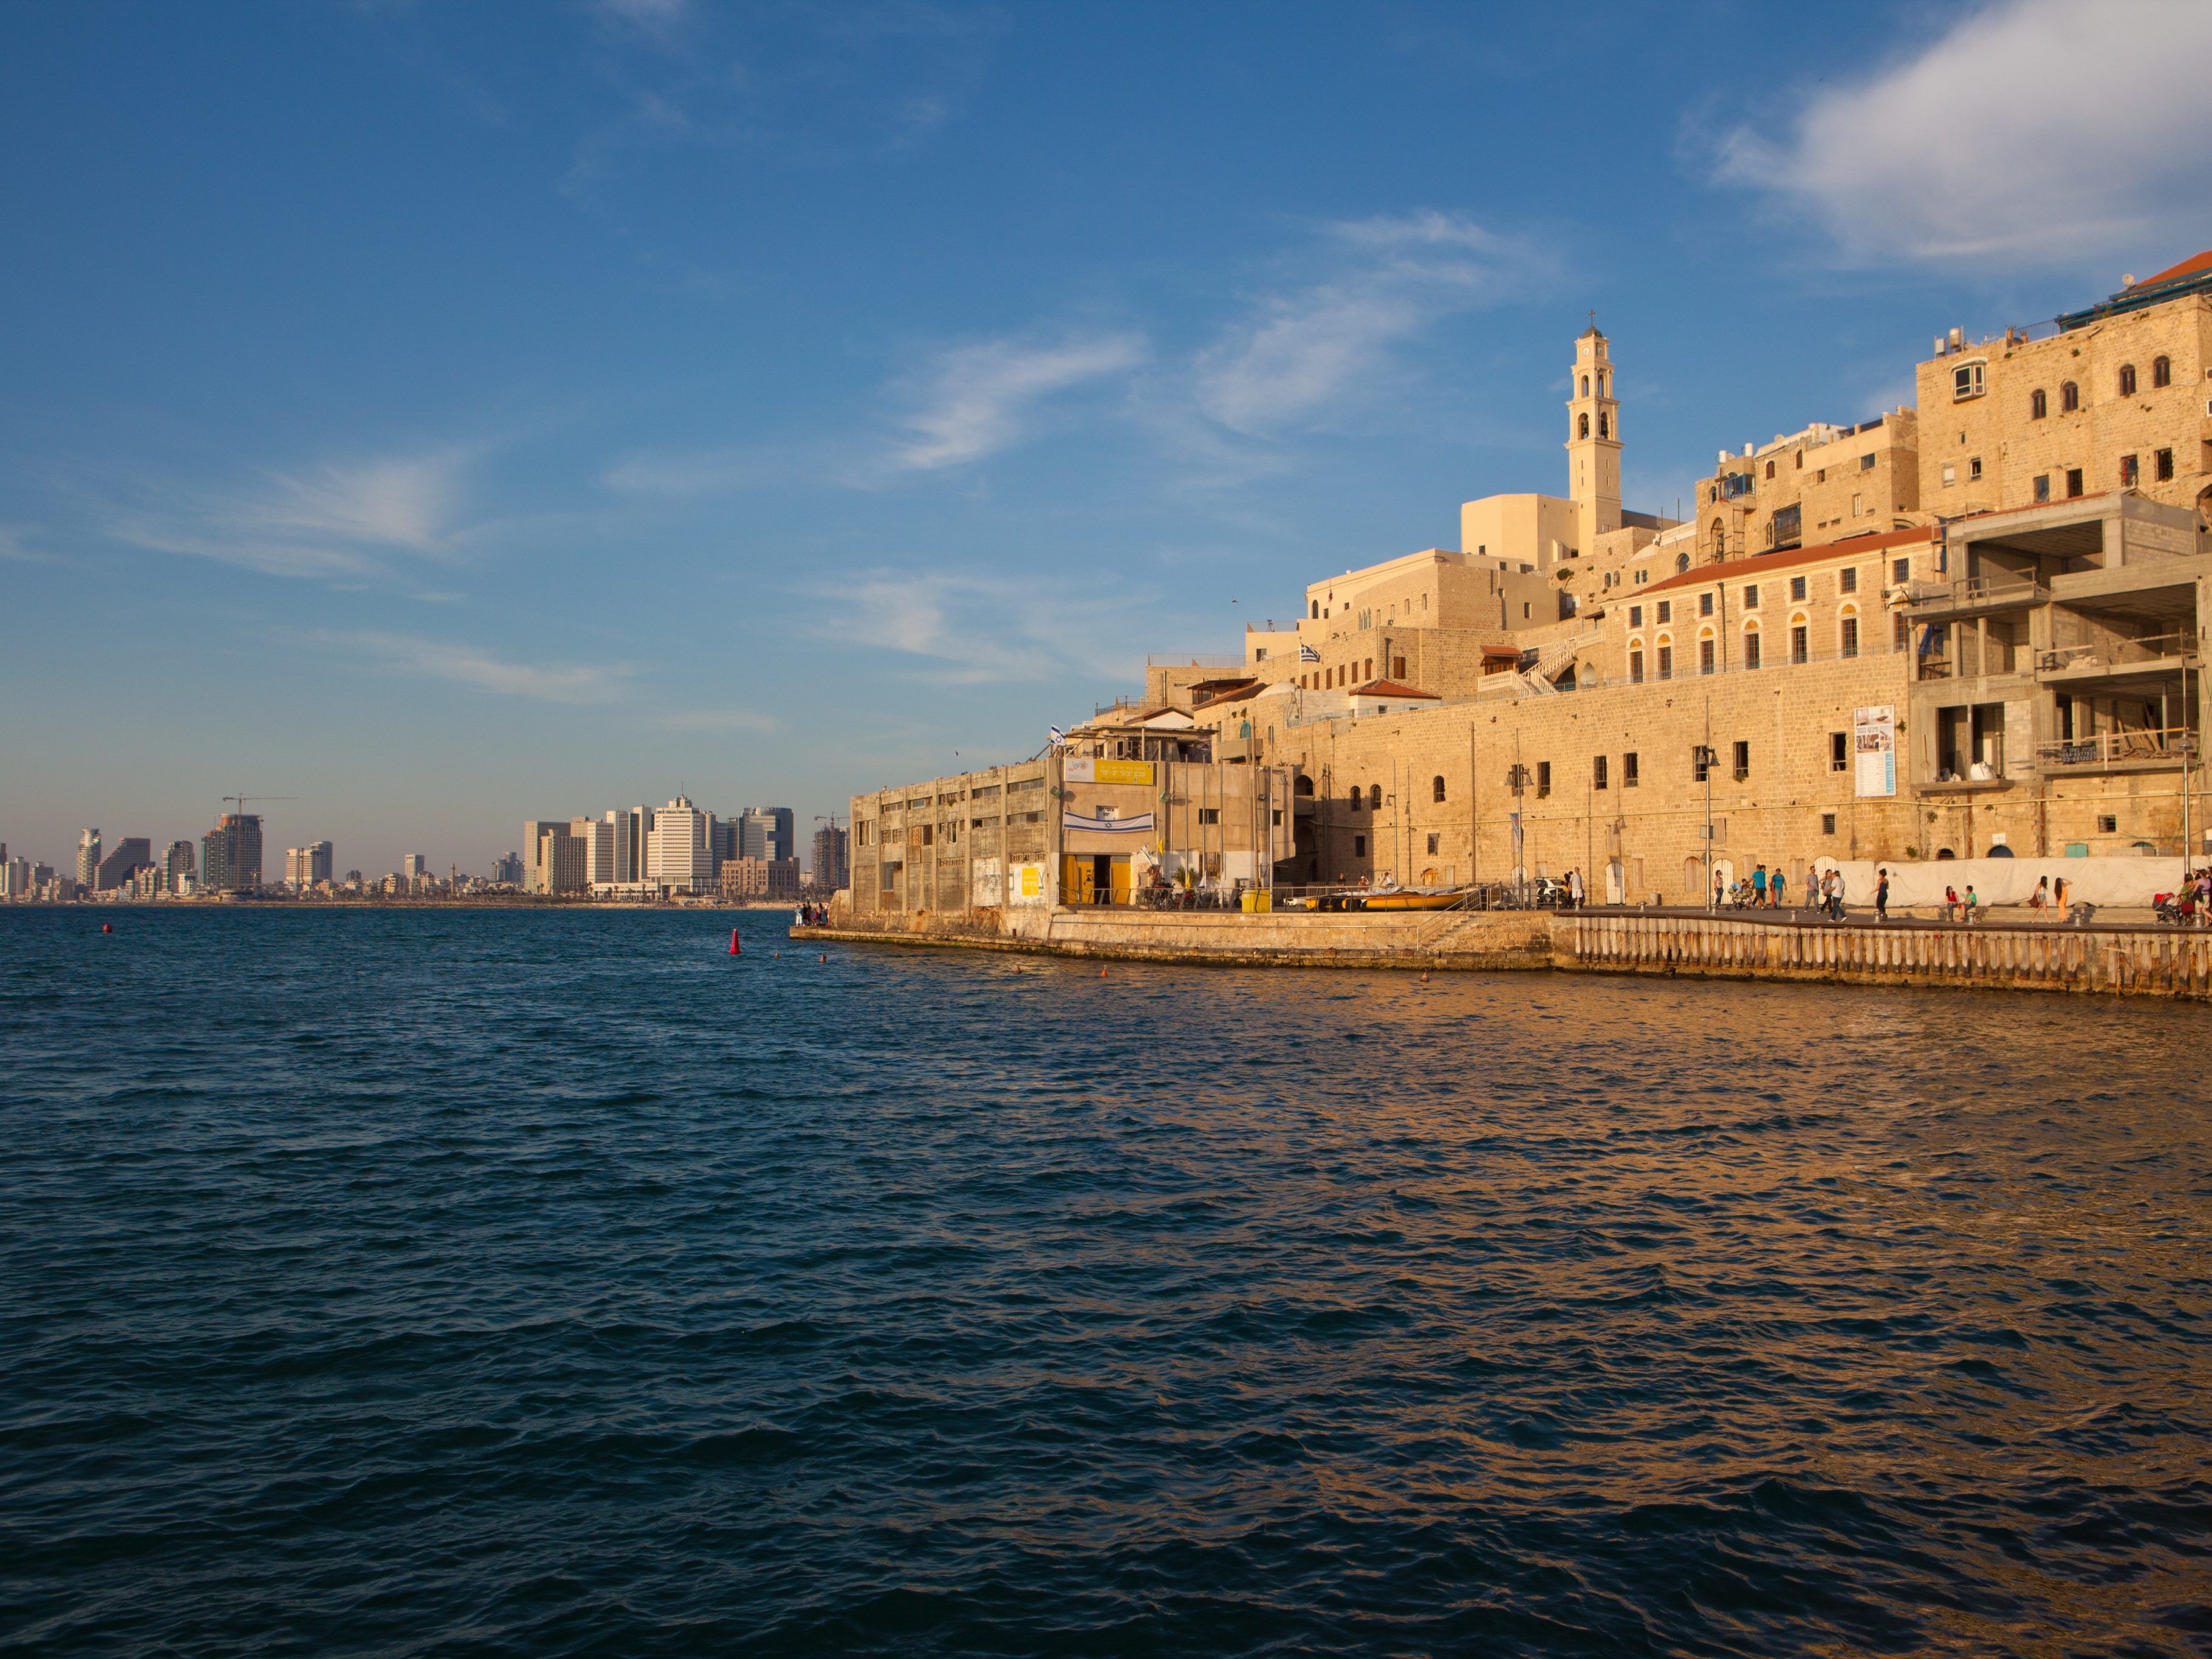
[[4, 0, 2208, 875]]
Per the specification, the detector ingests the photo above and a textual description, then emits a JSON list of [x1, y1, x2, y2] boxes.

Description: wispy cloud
[[888, 332, 1148, 471], [321, 631, 629, 704], [1194, 211, 1541, 436], [1714, 0, 2212, 268], [0, 525, 59, 564], [834, 567, 1148, 684], [108, 447, 484, 583]]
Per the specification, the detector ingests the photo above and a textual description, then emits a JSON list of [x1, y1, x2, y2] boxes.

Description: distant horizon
[[5, 1, 2209, 870]]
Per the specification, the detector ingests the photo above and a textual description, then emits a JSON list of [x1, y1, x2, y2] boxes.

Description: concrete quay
[[797, 905, 2212, 1001]]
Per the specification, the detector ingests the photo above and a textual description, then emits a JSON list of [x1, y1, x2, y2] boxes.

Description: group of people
[[793, 902, 830, 928], [1714, 864, 1793, 909]]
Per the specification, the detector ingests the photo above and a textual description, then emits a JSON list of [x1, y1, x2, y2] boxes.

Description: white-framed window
[[1952, 360, 1985, 400]]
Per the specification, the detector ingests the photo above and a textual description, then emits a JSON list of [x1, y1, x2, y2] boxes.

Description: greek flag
[[1298, 643, 1321, 663]]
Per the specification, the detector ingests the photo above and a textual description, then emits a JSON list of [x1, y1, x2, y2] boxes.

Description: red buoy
[[101, 923, 114, 934], [727, 928, 742, 956]]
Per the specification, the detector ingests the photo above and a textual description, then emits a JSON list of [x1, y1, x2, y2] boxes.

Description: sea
[[2, 906, 2208, 1657]]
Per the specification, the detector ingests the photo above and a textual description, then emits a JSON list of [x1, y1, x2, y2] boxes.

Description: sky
[[4, 0, 2210, 875]]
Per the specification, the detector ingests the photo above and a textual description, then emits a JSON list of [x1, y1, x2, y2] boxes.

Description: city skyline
[[5, 2, 2210, 871]]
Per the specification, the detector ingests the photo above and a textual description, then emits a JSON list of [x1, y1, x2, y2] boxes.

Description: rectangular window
[[2157, 447, 2175, 481], [1392, 655, 1406, 679], [1942, 463, 1956, 487], [1744, 584, 1759, 609], [1969, 456, 1982, 480], [1693, 747, 1713, 783], [2033, 473, 2050, 503], [1733, 740, 1750, 781], [1952, 363, 1984, 399], [1790, 575, 1808, 601], [1894, 612, 1910, 650], [1792, 625, 1809, 665], [1860, 453, 1876, 470], [1197, 808, 1219, 824], [1657, 600, 1672, 623], [1657, 645, 1673, 680], [1852, 492, 1863, 515], [1699, 638, 1716, 675], [1426, 832, 1439, 855], [2066, 467, 2084, 498], [1623, 751, 1639, 787], [2097, 815, 2117, 834], [1892, 557, 1911, 582], [1594, 755, 1609, 789], [1699, 591, 1714, 617], [1841, 617, 1859, 658], [1821, 813, 1837, 835], [1829, 732, 1847, 771], [1353, 835, 1366, 857], [1629, 604, 1643, 628], [1629, 649, 1645, 683], [1536, 761, 1552, 798], [2120, 454, 2139, 487], [1839, 568, 1857, 593], [1744, 631, 1761, 669]]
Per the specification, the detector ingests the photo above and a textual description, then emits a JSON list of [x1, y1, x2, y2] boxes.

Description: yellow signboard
[[1064, 756, 1154, 787]]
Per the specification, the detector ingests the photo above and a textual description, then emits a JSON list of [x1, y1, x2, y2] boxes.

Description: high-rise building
[[812, 823, 850, 892], [570, 816, 616, 885], [200, 814, 262, 894], [647, 796, 713, 892], [286, 842, 334, 888], [2, 855, 30, 899], [163, 840, 196, 894], [95, 838, 153, 891], [490, 850, 524, 887], [710, 818, 740, 868], [738, 807, 796, 863], [609, 807, 652, 883], [536, 829, 586, 895], [76, 830, 101, 888], [521, 820, 566, 892]]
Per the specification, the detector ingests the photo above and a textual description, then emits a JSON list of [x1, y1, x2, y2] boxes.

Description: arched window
[[1580, 374, 1590, 396], [2061, 380, 2079, 412], [1597, 370, 1606, 395], [1294, 774, 1314, 796], [2030, 388, 2046, 419], [1676, 552, 1690, 574], [2118, 364, 2137, 397], [1711, 521, 1727, 558], [2152, 355, 2171, 388], [1597, 412, 1609, 438], [1431, 775, 1447, 803], [1369, 784, 1383, 810], [1309, 600, 1318, 618], [1764, 460, 1775, 480], [1347, 786, 1362, 810], [1578, 413, 1590, 439]]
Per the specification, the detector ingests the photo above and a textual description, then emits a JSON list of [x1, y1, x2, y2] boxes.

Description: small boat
[[1359, 888, 1467, 912]]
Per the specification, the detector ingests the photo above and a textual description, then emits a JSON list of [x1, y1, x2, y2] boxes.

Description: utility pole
[[1698, 693, 1717, 908], [1507, 732, 1529, 903]]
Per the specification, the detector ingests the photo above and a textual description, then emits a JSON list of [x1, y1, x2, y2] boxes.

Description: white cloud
[[834, 569, 1145, 684], [888, 332, 1148, 471], [655, 708, 779, 734], [109, 447, 481, 583], [1195, 211, 1538, 436], [323, 631, 628, 704], [0, 525, 58, 564], [1716, 0, 2212, 267]]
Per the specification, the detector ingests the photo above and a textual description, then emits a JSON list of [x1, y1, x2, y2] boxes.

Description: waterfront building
[[647, 796, 714, 894], [403, 853, 427, 881], [94, 838, 152, 891], [738, 807, 796, 863], [163, 840, 196, 894], [2, 855, 29, 899], [564, 817, 615, 885], [719, 855, 801, 901], [200, 813, 263, 894], [609, 807, 652, 883], [489, 850, 523, 887], [536, 829, 587, 895], [75, 830, 101, 888], [521, 820, 567, 893]]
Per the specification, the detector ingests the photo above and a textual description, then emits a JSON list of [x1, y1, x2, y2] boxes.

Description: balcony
[[1897, 573, 2041, 622], [2035, 632, 2195, 689], [2034, 727, 2197, 773]]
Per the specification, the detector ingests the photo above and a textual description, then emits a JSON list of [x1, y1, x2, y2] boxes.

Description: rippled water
[[4, 908, 2210, 1656]]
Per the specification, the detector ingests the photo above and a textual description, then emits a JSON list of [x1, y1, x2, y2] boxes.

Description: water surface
[[3, 908, 2208, 1655]]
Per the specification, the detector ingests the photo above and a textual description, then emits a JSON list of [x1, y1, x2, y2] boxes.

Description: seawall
[[798, 906, 2212, 1000]]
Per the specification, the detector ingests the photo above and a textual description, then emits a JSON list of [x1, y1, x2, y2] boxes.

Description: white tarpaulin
[[1810, 855, 2185, 908]]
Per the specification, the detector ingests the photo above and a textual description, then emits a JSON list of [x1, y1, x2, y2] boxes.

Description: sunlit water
[[3, 908, 2208, 1656]]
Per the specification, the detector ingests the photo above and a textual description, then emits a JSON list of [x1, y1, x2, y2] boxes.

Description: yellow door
[[1109, 857, 1132, 906], [1061, 855, 1091, 905]]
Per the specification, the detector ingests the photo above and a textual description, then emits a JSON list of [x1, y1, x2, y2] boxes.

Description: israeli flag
[[1048, 725, 1066, 747], [1298, 643, 1321, 663]]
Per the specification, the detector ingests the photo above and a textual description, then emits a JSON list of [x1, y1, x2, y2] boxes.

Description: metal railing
[[1902, 574, 2041, 610], [2036, 633, 2195, 673], [2035, 728, 2198, 768]]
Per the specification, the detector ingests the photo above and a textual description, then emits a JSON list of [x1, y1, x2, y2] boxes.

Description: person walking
[[1751, 864, 1768, 908], [1711, 869, 1724, 911], [2029, 875, 2050, 920], [1566, 867, 1584, 910], [1771, 866, 1787, 911], [1874, 866, 1890, 922]]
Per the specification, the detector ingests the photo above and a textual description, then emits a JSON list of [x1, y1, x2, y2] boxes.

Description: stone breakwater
[[795, 907, 2212, 1000]]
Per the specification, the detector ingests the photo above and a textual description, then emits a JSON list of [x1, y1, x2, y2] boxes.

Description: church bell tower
[[1566, 320, 1623, 551]]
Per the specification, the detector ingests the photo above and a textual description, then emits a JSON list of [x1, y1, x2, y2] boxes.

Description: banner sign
[[1854, 704, 1897, 798], [1062, 809, 1156, 835], [1063, 756, 1154, 786], [1007, 862, 1046, 905]]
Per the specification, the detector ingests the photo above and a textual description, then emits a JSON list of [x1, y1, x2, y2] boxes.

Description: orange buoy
[[727, 929, 742, 956], [1099, 967, 1107, 977]]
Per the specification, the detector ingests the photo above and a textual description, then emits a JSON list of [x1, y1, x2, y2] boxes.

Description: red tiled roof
[[1640, 525, 1933, 597], [2123, 250, 2212, 293], [1350, 679, 1440, 699]]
